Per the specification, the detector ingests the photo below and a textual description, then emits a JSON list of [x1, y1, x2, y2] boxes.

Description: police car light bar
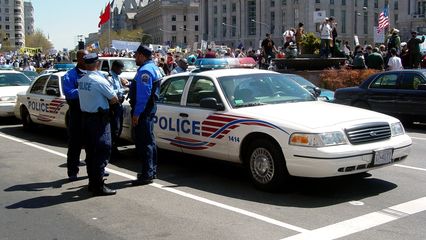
[[193, 58, 256, 71]]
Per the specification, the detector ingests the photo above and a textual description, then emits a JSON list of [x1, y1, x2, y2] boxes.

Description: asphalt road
[[0, 117, 425, 240]]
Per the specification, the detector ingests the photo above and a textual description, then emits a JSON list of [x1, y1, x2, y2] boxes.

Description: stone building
[[0, 0, 26, 47], [24, 0, 34, 35]]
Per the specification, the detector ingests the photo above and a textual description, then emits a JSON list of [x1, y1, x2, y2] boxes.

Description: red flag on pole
[[98, 2, 111, 28]]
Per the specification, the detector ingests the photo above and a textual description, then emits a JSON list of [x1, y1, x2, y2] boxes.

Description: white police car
[[120, 58, 412, 190], [15, 59, 412, 190], [15, 72, 68, 129], [0, 70, 32, 117]]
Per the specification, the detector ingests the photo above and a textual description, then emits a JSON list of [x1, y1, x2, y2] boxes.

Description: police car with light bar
[[16, 58, 412, 190]]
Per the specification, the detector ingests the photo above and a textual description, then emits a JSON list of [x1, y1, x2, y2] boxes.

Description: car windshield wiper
[[234, 102, 267, 108]]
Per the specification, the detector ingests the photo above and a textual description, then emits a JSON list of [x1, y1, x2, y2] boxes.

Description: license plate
[[373, 149, 393, 166]]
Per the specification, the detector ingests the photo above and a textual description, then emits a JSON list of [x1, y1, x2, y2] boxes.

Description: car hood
[[0, 86, 29, 97], [231, 101, 397, 131]]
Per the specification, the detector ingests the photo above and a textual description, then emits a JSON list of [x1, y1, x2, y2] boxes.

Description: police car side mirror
[[200, 97, 225, 111], [418, 84, 426, 90], [46, 87, 60, 96], [313, 87, 322, 97]]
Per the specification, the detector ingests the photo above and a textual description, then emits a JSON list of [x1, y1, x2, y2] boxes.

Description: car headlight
[[390, 122, 405, 137], [289, 131, 348, 147], [0, 96, 16, 102]]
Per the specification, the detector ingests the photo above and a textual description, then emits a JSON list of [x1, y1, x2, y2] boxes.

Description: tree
[[25, 29, 53, 53], [301, 32, 321, 55], [95, 28, 149, 50], [0, 30, 13, 52]]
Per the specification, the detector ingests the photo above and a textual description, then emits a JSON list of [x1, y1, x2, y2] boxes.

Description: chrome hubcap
[[250, 148, 274, 184]]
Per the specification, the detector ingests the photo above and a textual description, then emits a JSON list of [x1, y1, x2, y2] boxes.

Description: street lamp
[[222, 23, 240, 47]]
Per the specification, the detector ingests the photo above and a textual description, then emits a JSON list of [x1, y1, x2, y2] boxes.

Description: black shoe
[[103, 171, 110, 177], [132, 178, 153, 186], [68, 175, 78, 182], [91, 181, 117, 196], [78, 160, 86, 166]]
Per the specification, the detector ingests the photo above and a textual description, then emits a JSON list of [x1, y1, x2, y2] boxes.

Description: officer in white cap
[[78, 53, 118, 196]]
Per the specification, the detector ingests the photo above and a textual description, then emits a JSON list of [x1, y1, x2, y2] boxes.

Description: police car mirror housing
[[418, 84, 426, 91], [200, 97, 224, 111], [313, 87, 321, 97], [46, 87, 60, 96]]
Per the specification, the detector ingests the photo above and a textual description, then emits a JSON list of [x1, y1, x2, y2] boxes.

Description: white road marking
[[281, 197, 426, 240], [0, 132, 309, 234], [394, 164, 426, 172]]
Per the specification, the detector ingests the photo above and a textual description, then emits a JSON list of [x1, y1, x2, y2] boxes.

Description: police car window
[[159, 76, 188, 105], [45, 75, 60, 96], [218, 73, 315, 108], [101, 60, 110, 72], [0, 72, 31, 87], [370, 74, 398, 89], [187, 77, 222, 108], [30, 75, 49, 94]]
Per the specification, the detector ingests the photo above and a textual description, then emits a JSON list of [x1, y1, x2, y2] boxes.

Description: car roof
[[182, 68, 279, 79], [0, 70, 24, 74], [99, 57, 134, 60]]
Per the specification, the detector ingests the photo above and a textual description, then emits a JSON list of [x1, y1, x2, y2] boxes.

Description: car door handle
[[179, 113, 189, 118]]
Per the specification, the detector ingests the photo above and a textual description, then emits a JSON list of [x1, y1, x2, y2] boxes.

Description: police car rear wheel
[[247, 139, 288, 191], [21, 106, 34, 130]]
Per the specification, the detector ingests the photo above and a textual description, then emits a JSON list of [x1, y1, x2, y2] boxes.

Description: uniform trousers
[[134, 112, 157, 179], [82, 112, 111, 186], [66, 99, 83, 177], [110, 103, 124, 147]]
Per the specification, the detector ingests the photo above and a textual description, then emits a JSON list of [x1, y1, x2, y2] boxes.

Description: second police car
[[15, 59, 412, 190]]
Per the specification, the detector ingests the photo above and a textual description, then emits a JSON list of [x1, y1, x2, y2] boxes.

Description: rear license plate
[[373, 149, 393, 166]]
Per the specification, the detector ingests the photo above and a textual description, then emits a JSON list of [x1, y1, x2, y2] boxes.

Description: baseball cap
[[83, 53, 99, 64], [134, 45, 152, 57]]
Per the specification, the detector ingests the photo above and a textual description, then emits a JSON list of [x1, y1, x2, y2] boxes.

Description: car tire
[[21, 106, 34, 130], [245, 138, 289, 191], [352, 101, 370, 110]]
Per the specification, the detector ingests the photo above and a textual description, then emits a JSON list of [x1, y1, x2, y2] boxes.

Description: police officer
[[78, 53, 118, 196], [61, 50, 87, 181], [131, 45, 162, 186], [109, 60, 127, 157]]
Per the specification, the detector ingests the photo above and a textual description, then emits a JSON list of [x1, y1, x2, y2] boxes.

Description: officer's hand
[[110, 96, 119, 105], [132, 116, 139, 127], [120, 77, 129, 86]]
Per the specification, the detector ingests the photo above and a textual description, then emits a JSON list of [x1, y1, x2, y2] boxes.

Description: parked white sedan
[[15, 65, 412, 190], [0, 70, 32, 117]]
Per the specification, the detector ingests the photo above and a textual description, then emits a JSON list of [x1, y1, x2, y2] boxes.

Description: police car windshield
[[0, 73, 31, 87], [218, 73, 316, 108], [121, 59, 138, 72]]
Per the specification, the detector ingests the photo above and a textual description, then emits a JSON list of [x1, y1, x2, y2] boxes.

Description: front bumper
[[0, 103, 16, 117], [284, 134, 412, 177]]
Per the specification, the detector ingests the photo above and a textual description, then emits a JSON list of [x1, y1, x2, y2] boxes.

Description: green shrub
[[301, 33, 320, 55], [319, 69, 381, 91]]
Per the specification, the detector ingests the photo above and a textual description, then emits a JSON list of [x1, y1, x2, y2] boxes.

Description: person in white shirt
[[320, 18, 332, 58], [387, 48, 403, 71]]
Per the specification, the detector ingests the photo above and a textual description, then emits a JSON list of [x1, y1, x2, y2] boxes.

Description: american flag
[[377, 5, 389, 32]]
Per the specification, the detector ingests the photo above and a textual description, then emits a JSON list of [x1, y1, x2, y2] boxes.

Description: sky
[[31, 0, 110, 51]]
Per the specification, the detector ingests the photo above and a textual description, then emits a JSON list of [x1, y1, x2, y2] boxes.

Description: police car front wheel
[[21, 106, 34, 130], [246, 138, 288, 191]]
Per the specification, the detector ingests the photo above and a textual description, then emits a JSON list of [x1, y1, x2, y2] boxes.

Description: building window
[[315, 0, 320, 3], [394, 1, 398, 10], [330, 0, 334, 4], [213, 18, 217, 38], [374, 0, 378, 8], [271, 11, 275, 33], [195, 15, 198, 21], [271, 0, 275, 7], [330, 9, 334, 17], [341, 10, 346, 33], [171, 15, 176, 21], [232, 16, 237, 36], [363, 0, 368, 7], [5, 25, 9, 30], [5, 0, 8, 4], [363, 12, 368, 34], [394, 14, 398, 24], [195, 25, 199, 31], [195, 35, 199, 42], [248, 0, 256, 36], [172, 25, 176, 31], [5, 16, 9, 22], [184, 36, 187, 44], [184, 15, 186, 21], [223, 4, 226, 13], [232, 3, 236, 12], [282, 0, 286, 5], [223, 17, 227, 37], [214, 6, 217, 14], [342, 0, 345, 6], [5, 8, 9, 13]]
